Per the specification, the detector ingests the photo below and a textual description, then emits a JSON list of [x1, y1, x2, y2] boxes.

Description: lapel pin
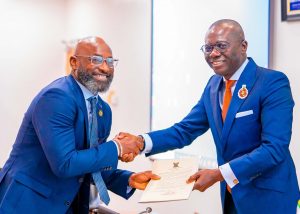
[[238, 84, 248, 99], [98, 110, 103, 117]]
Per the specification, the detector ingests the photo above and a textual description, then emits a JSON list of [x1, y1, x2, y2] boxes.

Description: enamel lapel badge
[[238, 84, 248, 99]]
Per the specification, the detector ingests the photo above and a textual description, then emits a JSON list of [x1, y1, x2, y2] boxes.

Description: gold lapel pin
[[98, 110, 103, 117]]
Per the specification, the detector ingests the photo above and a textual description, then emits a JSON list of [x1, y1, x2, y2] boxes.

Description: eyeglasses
[[200, 41, 230, 54], [75, 55, 119, 68]]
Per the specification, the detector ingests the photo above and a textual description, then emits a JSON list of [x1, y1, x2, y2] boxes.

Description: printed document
[[139, 158, 198, 203]]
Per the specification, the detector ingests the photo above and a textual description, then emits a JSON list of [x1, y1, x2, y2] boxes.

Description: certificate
[[139, 158, 198, 203]]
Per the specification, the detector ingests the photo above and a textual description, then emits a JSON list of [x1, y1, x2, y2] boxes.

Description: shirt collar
[[223, 58, 249, 81], [75, 80, 96, 100]]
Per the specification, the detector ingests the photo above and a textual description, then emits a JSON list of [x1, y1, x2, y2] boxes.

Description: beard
[[76, 66, 113, 94]]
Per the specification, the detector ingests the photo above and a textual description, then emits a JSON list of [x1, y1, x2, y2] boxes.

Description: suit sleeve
[[230, 72, 294, 185], [32, 88, 119, 178], [102, 169, 135, 199]]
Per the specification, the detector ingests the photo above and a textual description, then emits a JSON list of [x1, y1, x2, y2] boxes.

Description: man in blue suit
[[0, 36, 159, 213], [116, 19, 299, 213]]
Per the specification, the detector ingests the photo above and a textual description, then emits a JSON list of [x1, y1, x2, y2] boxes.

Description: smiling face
[[203, 20, 248, 80], [70, 37, 114, 94]]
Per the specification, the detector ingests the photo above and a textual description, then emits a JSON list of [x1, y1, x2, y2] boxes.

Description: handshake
[[113, 132, 161, 191], [113, 132, 144, 162]]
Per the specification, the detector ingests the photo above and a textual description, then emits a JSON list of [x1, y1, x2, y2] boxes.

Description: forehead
[[76, 40, 113, 57], [204, 25, 235, 43]]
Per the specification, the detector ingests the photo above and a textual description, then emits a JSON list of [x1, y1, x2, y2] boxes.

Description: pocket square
[[235, 110, 253, 118]]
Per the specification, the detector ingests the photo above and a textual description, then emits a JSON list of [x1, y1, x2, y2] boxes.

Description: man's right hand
[[113, 132, 144, 162]]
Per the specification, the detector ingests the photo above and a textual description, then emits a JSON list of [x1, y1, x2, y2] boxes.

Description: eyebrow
[[205, 40, 229, 45]]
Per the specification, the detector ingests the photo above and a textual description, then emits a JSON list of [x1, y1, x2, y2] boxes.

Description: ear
[[241, 40, 248, 54], [70, 56, 79, 70]]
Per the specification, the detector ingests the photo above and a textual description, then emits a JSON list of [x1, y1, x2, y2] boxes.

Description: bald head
[[206, 19, 245, 43], [74, 36, 112, 57]]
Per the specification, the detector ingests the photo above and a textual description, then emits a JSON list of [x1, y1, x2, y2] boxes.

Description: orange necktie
[[222, 80, 236, 194], [222, 80, 236, 121]]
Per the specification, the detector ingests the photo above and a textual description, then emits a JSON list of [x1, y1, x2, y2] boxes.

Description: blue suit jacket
[[147, 58, 299, 213], [0, 75, 133, 213]]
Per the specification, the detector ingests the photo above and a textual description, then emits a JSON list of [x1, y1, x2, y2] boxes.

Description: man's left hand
[[129, 171, 160, 190], [186, 169, 224, 192]]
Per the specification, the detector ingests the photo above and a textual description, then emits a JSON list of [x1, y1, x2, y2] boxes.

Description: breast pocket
[[235, 109, 257, 122], [231, 109, 261, 145]]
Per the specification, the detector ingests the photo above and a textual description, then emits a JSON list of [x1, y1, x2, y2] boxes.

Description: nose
[[208, 47, 221, 58], [98, 60, 113, 73]]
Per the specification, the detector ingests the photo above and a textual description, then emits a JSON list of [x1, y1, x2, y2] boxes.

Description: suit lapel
[[67, 75, 90, 146], [96, 95, 105, 143], [210, 76, 224, 141], [221, 58, 258, 149]]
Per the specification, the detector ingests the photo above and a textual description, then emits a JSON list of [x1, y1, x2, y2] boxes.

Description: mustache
[[91, 70, 112, 78], [76, 67, 114, 94]]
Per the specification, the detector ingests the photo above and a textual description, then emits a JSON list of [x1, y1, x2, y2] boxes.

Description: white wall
[[0, 0, 67, 163]]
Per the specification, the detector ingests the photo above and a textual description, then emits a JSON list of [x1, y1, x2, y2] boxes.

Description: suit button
[[64, 200, 71, 206]]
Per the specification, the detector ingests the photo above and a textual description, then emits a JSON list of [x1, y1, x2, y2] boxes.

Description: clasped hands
[[113, 132, 143, 162], [113, 132, 161, 190]]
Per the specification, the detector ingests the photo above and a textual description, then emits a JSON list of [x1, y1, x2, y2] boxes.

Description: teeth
[[95, 74, 106, 77], [93, 73, 107, 80], [212, 61, 222, 65]]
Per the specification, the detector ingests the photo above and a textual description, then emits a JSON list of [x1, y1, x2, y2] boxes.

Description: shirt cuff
[[126, 186, 133, 193], [219, 163, 239, 188], [140, 134, 153, 154], [112, 140, 120, 156]]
